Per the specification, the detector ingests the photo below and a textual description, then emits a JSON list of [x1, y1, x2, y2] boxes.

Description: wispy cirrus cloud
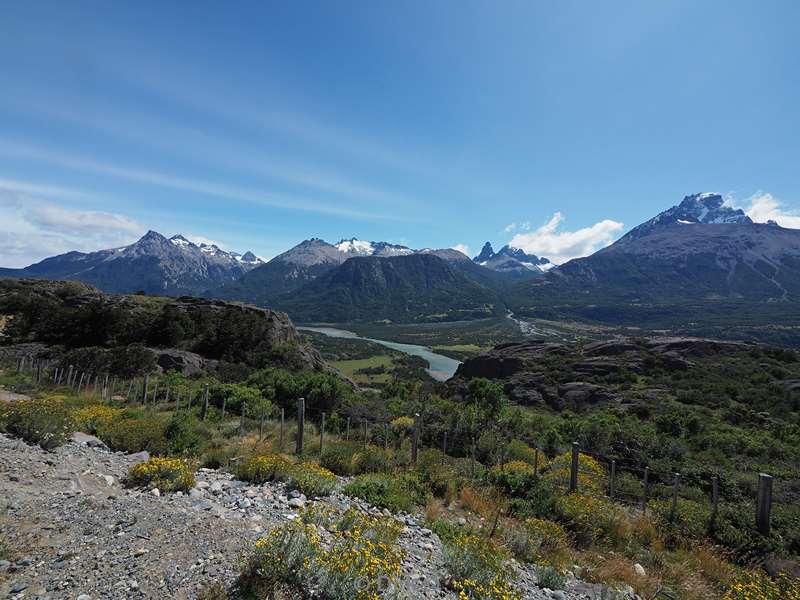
[[451, 243, 471, 257], [508, 212, 624, 264], [0, 140, 410, 222]]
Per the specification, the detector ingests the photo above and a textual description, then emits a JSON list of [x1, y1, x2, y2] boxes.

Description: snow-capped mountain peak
[[336, 238, 375, 255]]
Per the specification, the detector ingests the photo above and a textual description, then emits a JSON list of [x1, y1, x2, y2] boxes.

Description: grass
[[330, 355, 394, 384]]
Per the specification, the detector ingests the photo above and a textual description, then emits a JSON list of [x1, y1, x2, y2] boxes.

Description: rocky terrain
[[451, 336, 753, 409], [0, 433, 626, 600]]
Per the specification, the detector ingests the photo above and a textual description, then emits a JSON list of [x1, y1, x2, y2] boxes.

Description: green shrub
[[236, 455, 293, 484], [125, 457, 195, 492], [95, 412, 167, 454], [236, 455, 336, 497], [443, 533, 520, 600], [163, 412, 206, 456], [344, 472, 431, 513], [489, 460, 538, 497], [0, 396, 73, 450], [535, 565, 565, 590], [320, 441, 390, 476]]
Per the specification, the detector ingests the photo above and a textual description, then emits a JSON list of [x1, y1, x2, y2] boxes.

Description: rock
[[71, 432, 110, 450], [548, 591, 566, 600], [101, 474, 115, 487], [237, 498, 252, 509], [150, 488, 161, 497], [633, 563, 646, 577], [77, 595, 91, 600], [196, 481, 210, 490], [287, 497, 305, 509], [10, 582, 28, 593], [189, 488, 204, 499], [210, 481, 224, 494], [128, 451, 150, 464]]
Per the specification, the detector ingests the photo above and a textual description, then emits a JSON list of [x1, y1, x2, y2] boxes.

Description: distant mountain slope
[[272, 253, 505, 323], [207, 237, 478, 306], [0, 231, 263, 296], [509, 193, 800, 339]]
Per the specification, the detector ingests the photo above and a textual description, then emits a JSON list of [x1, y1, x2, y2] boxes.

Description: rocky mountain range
[[508, 192, 800, 341], [206, 237, 477, 308], [473, 242, 551, 276], [0, 231, 264, 296]]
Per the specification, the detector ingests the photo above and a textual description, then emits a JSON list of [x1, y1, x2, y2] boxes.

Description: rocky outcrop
[[451, 336, 756, 411]]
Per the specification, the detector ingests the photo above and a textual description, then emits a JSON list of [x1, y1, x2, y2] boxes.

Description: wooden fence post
[[175, 392, 181, 411], [259, 407, 266, 441], [78, 372, 85, 393], [319, 412, 326, 453], [642, 467, 650, 514], [709, 476, 720, 531], [384, 422, 389, 451], [756, 473, 773, 536], [569, 442, 579, 493], [220, 397, 226, 421], [239, 401, 247, 436], [533, 448, 540, 477], [164, 386, 170, 406], [442, 430, 448, 457], [53, 367, 59, 384], [609, 460, 617, 499], [411, 413, 420, 464], [295, 398, 305, 454], [152, 382, 159, 408], [36, 361, 42, 384], [279, 408, 285, 451], [102, 374, 109, 400], [669, 473, 681, 522], [363, 419, 368, 448], [141, 374, 149, 405], [345, 417, 351, 441], [470, 436, 476, 478], [200, 383, 209, 421]]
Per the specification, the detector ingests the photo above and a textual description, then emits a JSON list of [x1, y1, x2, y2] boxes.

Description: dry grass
[[459, 486, 500, 518], [425, 498, 444, 522]]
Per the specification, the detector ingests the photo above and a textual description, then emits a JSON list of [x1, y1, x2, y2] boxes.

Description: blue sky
[[1, 0, 799, 266]]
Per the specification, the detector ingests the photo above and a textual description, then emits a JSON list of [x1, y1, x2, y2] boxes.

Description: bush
[[555, 493, 626, 548], [319, 441, 389, 476], [0, 396, 73, 450], [535, 565, 566, 590], [543, 451, 606, 494], [285, 462, 337, 497], [236, 454, 293, 484], [490, 460, 538, 497], [443, 533, 520, 600], [344, 472, 431, 513], [240, 506, 405, 600], [416, 449, 461, 500], [125, 457, 195, 493], [95, 413, 167, 454], [504, 518, 571, 567], [236, 455, 336, 497], [722, 571, 800, 600], [71, 404, 124, 434]]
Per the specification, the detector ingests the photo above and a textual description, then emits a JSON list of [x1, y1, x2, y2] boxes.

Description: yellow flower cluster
[[126, 457, 195, 493], [71, 404, 123, 434], [238, 454, 293, 484], [524, 518, 570, 552], [723, 572, 800, 600], [0, 395, 73, 449], [543, 451, 606, 493], [491, 460, 535, 477], [251, 506, 405, 599], [452, 576, 521, 600], [237, 454, 337, 496], [556, 493, 618, 545]]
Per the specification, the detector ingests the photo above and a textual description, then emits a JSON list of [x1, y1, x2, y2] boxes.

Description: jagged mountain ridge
[[473, 242, 551, 276], [207, 237, 475, 306], [0, 231, 264, 296]]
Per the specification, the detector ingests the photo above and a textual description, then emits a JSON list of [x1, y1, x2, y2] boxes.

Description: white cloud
[[0, 183, 146, 267], [742, 192, 800, 229], [508, 212, 624, 265], [451, 243, 471, 257], [504, 223, 517, 233]]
